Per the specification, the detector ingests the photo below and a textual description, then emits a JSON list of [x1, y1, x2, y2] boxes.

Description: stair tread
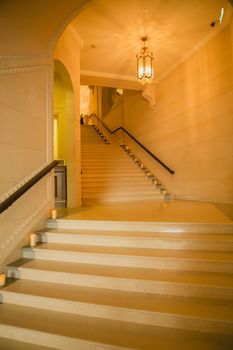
[[26, 243, 233, 261], [9, 259, 233, 288], [43, 228, 233, 241], [3, 279, 233, 321], [1, 304, 232, 350]]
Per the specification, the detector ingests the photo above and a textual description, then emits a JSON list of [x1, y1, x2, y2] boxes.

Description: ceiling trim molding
[[80, 72, 142, 90], [80, 69, 137, 82]]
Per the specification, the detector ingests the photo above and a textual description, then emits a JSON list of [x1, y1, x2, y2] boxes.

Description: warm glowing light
[[0, 274, 6, 287], [137, 37, 154, 85], [30, 233, 37, 247], [51, 209, 57, 220], [219, 8, 224, 24]]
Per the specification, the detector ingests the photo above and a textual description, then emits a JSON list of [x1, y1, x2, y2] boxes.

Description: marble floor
[[57, 200, 233, 224]]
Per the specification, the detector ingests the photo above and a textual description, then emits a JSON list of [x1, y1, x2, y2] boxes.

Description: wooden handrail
[[90, 114, 175, 175], [0, 160, 59, 214]]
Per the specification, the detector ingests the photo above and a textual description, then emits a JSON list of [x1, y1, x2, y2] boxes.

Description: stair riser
[[22, 249, 233, 273], [41, 233, 233, 251], [0, 325, 122, 350], [7, 267, 233, 301], [2, 292, 232, 335]]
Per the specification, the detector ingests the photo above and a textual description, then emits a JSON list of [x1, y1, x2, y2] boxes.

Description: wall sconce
[[137, 36, 154, 85]]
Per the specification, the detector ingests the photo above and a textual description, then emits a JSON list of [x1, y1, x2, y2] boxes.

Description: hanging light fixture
[[137, 36, 154, 85]]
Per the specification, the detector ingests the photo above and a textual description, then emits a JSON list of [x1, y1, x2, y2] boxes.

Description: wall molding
[[0, 197, 51, 266], [0, 54, 51, 70], [0, 63, 50, 75], [0, 54, 49, 61]]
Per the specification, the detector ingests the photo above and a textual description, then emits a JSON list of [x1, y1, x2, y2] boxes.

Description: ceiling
[[71, 0, 232, 85]]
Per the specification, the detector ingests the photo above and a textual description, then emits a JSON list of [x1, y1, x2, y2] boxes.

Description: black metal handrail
[[90, 114, 175, 175], [0, 160, 59, 214]]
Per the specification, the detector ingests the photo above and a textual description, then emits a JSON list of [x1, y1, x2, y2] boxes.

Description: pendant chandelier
[[137, 36, 154, 85]]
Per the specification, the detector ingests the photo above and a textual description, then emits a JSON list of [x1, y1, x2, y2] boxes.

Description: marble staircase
[[0, 217, 233, 349], [81, 125, 166, 202]]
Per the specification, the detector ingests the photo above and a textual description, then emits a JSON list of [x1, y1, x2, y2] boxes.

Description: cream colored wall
[[0, 62, 54, 269], [54, 26, 82, 208], [122, 22, 233, 204], [0, 0, 93, 271]]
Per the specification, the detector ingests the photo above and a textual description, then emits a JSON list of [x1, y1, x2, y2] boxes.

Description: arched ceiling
[[0, 0, 232, 85], [70, 0, 232, 83]]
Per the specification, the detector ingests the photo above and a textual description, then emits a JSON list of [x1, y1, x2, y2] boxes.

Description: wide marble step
[[82, 183, 156, 190], [82, 176, 151, 183], [81, 154, 128, 158], [22, 243, 233, 273], [82, 193, 164, 201], [38, 228, 233, 251], [47, 219, 233, 234], [82, 188, 160, 195], [81, 168, 142, 173], [2, 279, 233, 334], [81, 182, 154, 189], [6, 259, 233, 300], [82, 159, 131, 163], [1, 304, 232, 350], [81, 166, 139, 172], [82, 173, 148, 178]]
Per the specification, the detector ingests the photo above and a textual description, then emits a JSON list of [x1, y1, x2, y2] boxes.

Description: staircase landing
[[56, 199, 233, 224]]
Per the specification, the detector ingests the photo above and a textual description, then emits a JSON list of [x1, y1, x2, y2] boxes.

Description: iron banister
[[90, 114, 175, 175]]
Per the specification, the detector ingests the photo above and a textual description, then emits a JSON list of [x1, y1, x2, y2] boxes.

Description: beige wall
[[0, 61, 54, 269], [122, 21, 233, 204], [0, 0, 98, 272], [0, 1, 93, 270], [54, 26, 82, 207]]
